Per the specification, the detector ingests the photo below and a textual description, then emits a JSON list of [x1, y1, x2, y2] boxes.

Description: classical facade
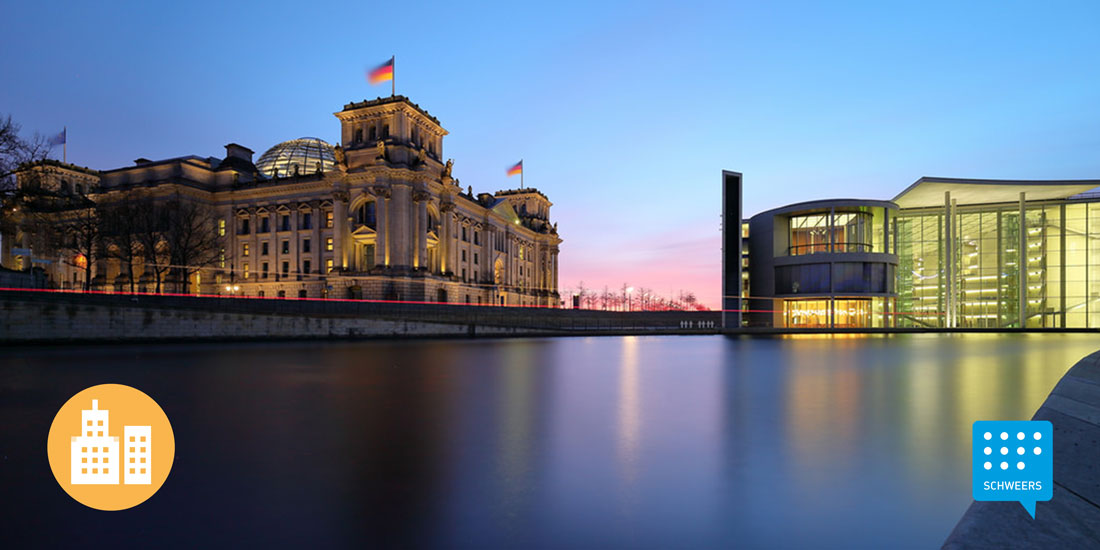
[[1, 96, 562, 306]]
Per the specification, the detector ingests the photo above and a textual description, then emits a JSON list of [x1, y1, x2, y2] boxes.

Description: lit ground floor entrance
[[781, 296, 895, 328]]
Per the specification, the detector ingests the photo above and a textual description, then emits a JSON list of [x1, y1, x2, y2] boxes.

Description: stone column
[[375, 188, 390, 267], [311, 203, 321, 276], [440, 203, 454, 274], [250, 209, 259, 285], [390, 184, 411, 268], [334, 191, 349, 270], [414, 192, 428, 270]]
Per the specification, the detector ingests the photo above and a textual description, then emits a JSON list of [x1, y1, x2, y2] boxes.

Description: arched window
[[60, 180, 71, 194], [75, 183, 84, 195], [356, 201, 376, 229]]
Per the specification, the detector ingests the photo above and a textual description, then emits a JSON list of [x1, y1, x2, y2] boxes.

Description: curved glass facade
[[788, 207, 890, 255], [255, 137, 336, 178]]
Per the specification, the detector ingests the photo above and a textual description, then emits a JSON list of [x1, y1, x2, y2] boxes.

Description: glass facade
[[895, 200, 1100, 328], [788, 207, 890, 255], [255, 137, 337, 178], [783, 297, 893, 328]]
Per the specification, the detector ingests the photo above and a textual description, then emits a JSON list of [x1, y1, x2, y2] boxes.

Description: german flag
[[367, 57, 394, 85], [506, 160, 523, 177]]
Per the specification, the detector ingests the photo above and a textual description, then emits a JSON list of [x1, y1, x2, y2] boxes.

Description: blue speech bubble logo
[[972, 420, 1052, 518]]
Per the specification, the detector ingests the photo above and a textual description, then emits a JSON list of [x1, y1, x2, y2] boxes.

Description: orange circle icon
[[46, 384, 175, 510]]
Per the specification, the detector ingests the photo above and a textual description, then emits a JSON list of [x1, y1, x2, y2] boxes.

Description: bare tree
[[98, 199, 143, 293], [0, 114, 50, 191], [132, 196, 171, 293], [62, 206, 100, 291], [163, 197, 221, 293]]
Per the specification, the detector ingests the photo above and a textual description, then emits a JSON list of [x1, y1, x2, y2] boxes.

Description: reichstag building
[[4, 95, 562, 306]]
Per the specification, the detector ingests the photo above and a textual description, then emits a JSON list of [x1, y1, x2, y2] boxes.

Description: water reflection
[[1, 334, 1097, 548]]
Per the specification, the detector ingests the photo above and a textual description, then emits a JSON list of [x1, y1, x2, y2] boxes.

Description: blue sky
[[3, 1, 1099, 307]]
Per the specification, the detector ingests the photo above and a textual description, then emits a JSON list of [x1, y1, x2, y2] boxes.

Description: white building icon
[[69, 400, 151, 485], [124, 426, 151, 484]]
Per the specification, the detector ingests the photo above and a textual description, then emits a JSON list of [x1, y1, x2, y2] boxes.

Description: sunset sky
[[4, 1, 1100, 308]]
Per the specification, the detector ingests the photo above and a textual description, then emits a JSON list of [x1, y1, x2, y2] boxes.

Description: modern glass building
[[746, 199, 898, 328], [735, 176, 1100, 329], [893, 177, 1100, 329]]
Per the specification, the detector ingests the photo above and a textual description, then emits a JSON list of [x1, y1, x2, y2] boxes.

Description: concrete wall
[[943, 350, 1100, 548]]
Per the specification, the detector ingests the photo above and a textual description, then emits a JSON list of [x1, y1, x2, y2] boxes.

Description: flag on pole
[[367, 57, 394, 85], [506, 160, 523, 177], [48, 128, 66, 146]]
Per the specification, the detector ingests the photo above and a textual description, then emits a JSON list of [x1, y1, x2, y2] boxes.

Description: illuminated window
[[326, 238, 333, 251], [87, 421, 92, 426], [140, 436, 146, 442], [242, 243, 250, 257], [218, 219, 226, 236], [97, 420, 102, 426], [325, 211, 333, 228], [219, 249, 226, 268], [243, 263, 250, 279], [97, 431, 103, 436], [326, 259, 334, 273]]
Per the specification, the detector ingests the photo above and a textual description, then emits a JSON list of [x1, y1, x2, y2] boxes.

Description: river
[[2, 334, 1097, 548]]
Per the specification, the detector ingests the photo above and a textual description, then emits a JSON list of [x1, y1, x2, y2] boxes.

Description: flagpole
[[63, 126, 67, 163], [520, 160, 523, 187], [391, 55, 395, 97]]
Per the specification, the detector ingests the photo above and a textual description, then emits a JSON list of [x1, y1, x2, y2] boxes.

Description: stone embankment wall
[[0, 290, 720, 343], [943, 350, 1100, 548]]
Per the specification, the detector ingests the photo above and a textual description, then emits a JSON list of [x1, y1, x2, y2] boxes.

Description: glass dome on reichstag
[[255, 137, 336, 178]]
